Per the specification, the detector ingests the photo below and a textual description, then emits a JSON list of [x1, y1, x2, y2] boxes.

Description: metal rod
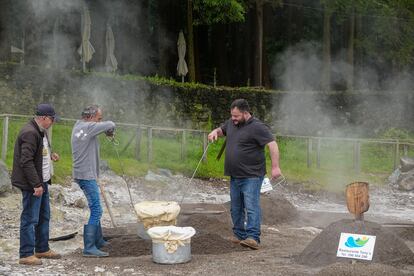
[[1, 116, 9, 161], [111, 137, 136, 214], [147, 127, 152, 163], [394, 141, 400, 170], [202, 132, 208, 163], [354, 141, 361, 174], [181, 130, 186, 161], [179, 143, 210, 204], [307, 138, 312, 168], [316, 138, 321, 168]]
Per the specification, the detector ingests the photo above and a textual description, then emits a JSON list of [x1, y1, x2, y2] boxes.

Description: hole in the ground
[[103, 233, 246, 257]]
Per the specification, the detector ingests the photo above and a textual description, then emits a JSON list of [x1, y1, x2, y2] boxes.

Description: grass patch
[[1, 117, 411, 191]]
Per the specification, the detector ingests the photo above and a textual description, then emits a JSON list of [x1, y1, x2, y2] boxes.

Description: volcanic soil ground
[[1, 177, 414, 275]]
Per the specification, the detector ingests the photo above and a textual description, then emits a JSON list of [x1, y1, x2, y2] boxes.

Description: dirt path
[[1, 175, 414, 275]]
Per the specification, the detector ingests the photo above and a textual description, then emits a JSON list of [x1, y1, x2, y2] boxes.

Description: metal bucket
[[152, 240, 191, 264], [137, 221, 151, 240]]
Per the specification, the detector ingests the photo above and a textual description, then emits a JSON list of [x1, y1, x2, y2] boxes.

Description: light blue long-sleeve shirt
[[71, 120, 115, 180]]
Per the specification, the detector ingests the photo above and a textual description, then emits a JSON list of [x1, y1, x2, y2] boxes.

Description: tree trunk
[[287, 0, 293, 44], [254, 0, 264, 87], [355, 14, 363, 87], [0, 0, 11, 62], [89, 1, 106, 70], [346, 11, 355, 91], [244, 9, 255, 86], [230, 22, 245, 86], [213, 24, 230, 85], [321, 7, 331, 91], [262, 5, 272, 88], [194, 25, 201, 82], [157, 1, 169, 76], [187, 0, 196, 82]]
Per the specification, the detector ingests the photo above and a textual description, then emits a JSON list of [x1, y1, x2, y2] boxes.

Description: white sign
[[337, 233, 376, 261]]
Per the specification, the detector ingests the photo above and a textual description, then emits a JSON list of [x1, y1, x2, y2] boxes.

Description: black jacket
[[11, 119, 51, 191]]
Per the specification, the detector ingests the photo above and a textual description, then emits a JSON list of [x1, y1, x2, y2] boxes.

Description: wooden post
[[135, 127, 142, 161], [47, 126, 53, 146], [202, 132, 208, 163], [316, 138, 321, 168], [1, 116, 9, 161], [147, 127, 153, 163], [394, 141, 399, 170], [307, 138, 313, 168], [353, 141, 360, 174], [181, 130, 187, 161]]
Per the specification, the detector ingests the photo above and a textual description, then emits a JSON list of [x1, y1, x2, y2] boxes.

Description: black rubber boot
[[96, 222, 109, 249], [83, 225, 109, 257]]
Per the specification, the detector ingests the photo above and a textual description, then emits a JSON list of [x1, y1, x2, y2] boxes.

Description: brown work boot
[[240, 238, 259, 250], [229, 236, 242, 244], [35, 250, 61, 259], [19, 255, 42, 265]]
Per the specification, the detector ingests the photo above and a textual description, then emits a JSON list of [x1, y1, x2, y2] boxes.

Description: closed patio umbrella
[[78, 4, 95, 72], [105, 23, 118, 72], [177, 30, 188, 83]]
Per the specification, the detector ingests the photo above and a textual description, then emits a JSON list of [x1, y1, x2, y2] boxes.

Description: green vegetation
[[92, 71, 279, 93], [1, 117, 413, 192]]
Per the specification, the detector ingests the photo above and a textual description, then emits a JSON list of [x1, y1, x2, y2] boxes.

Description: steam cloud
[[272, 42, 414, 137], [8, 0, 165, 124]]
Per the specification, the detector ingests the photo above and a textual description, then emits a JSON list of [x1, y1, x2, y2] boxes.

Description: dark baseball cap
[[35, 103, 59, 121]]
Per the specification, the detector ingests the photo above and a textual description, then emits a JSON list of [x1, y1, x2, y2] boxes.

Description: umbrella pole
[[181, 76, 184, 83], [83, 60, 86, 72]]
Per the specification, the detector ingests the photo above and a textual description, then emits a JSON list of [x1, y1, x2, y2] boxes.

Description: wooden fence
[[1, 114, 413, 173]]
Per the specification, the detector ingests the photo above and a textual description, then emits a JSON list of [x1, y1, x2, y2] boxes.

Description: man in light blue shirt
[[71, 105, 115, 257]]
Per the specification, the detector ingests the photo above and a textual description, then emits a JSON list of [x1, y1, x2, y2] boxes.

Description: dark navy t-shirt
[[221, 117, 274, 178]]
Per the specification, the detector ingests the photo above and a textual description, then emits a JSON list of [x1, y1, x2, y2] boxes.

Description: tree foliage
[[193, 0, 246, 25], [321, 0, 414, 68]]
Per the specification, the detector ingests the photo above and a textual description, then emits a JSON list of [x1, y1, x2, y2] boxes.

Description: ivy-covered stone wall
[[0, 64, 412, 136]]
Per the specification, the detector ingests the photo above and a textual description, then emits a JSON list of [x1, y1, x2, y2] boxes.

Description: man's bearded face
[[231, 107, 248, 125]]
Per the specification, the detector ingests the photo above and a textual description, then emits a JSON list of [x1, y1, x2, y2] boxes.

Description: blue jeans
[[230, 177, 263, 243], [76, 179, 102, 226], [20, 183, 50, 258]]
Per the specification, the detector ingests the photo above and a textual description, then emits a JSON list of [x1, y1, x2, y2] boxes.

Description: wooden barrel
[[346, 182, 369, 220]]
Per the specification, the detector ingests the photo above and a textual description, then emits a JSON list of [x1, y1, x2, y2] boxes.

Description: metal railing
[[0, 113, 209, 164], [1, 113, 413, 174]]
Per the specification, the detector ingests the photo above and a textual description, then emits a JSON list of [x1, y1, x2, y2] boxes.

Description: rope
[[107, 136, 136, 213], [179, 143, 210, 204], [107, 136, 211, 207]]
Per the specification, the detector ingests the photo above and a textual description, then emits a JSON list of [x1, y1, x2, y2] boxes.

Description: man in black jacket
[[11, 104, 61, 265]]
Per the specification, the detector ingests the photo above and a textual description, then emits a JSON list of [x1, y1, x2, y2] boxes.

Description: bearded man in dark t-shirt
[[208, 99, 281, 250]]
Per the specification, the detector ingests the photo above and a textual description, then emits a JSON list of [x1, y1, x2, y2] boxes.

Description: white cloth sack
[[134, 201, 180, 229], [148, 226, 196, 253]]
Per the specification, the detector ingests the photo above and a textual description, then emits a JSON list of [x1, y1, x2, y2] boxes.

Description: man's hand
[[33, 185, 44, 197], [105, 128, 115, 137], [51, 152, 60, 162], [267, 141, 281, 181], [207, 130, 218, 142], [271, 166, 282, 181], [208, 128, 223, 142]]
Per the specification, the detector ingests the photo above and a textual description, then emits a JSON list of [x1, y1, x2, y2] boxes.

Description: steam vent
[[296, 182, 414, 270]]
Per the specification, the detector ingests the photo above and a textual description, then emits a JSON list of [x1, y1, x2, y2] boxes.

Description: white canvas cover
[[105, 23, 118, 72], [148, 226, 196, 253], [78, 4, 95, 66], [134, 201, 180, 229], [177, 30, 188, 82]]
